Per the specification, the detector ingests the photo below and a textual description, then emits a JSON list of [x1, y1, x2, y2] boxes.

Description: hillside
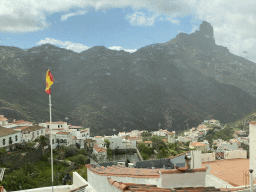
[[0, 21, 256, 135]]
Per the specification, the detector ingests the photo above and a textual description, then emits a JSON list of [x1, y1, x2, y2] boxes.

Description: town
[[0, 113, 253, 192]]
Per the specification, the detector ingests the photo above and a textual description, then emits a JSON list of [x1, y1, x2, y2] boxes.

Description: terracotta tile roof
[[106, 177, 224, 191], [45, 121, 66, 124], [68, 125, 83, 129], [14, 125, 44, 132], [93, 145, 107, 153], [85, 160, 207, 179], [72, 136, 76, 139], [190, 142, 206, 147], [80, 130, 88, 133], [0, 115, 8, 121], [56, 132, 69, 135], [166, 132, 175, 135], [0, 186, 5, 192], [95, 136, 102, 138], [202, 158, 256, 187], [10, 120, 31, 124], [0, 127, 19, 137], [144, 141, 152, 144], [249, 121, 256, 125]]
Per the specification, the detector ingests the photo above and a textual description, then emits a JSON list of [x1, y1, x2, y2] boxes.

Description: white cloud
[[191, 0, 256, 62], [36, 38, 89, 53], [166, 17, 180, 25], [108, 46, 137, 53], [2, 0, 256, 62], [0, 0, 193, 33], [126, 11, 158, 26], [60, 10, 87, 21]]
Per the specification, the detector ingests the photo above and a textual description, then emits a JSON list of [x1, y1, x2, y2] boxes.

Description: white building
[[0, 115, 8, 126], [167, 131, 175, 143], [39, 121, 69, 131], [14, 125, 46, 143], [152, 129, 169, 137], [85, 163, 208, 192], [93, 144, 107, 160], [249, 121, 256, 179], [0, 127, 21, 150], [103, 135, 137, 150]]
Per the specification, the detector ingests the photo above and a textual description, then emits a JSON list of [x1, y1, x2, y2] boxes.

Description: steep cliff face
[[0, 21, 256, 135]]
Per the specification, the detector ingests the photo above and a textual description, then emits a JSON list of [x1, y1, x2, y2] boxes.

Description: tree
[[150, 135, 165, 151], [104, 139, 110, 148], [138, 143, 152, 160], [141, 132, 152, 138]]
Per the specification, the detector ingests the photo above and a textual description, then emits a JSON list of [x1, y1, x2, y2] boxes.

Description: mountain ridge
[[0, 21, 255, 135]]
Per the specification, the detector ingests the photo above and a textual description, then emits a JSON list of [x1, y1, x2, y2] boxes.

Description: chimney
[[185, 155, 191, 169]]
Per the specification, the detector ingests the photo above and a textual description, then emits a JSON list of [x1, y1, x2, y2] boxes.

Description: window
[[37, 131, 39, 135], [52, 139, 54, 144], [47, 125, 49, 128], [60, 139, 63, 143], [9, 137, 12, 145], [56, 139, 59, 143], [15, 135, 18, 141], [64, 139, 67, 143], [41, 130, 43, 134], [2, 139, 5, 146], [58, 125, 60, 128]]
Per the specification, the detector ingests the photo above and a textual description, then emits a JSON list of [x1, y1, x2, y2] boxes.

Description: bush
[[70, 154, 87, 166], [0, 148, 7, 155]]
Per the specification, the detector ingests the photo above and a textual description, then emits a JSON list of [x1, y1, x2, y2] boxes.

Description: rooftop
[[0, 115, 8, 121], [107, 178, 240, 192], [190, 142, 206, 147], [0, 127, 19, 137], [93, 145, 107, 153], [10, 119, 32, 124], [56, 132, 69, 135], [85, 164, 207, 178], [14, 125, 44, 132], [202, 158, 255, 187], [45, 121, 67, 124]]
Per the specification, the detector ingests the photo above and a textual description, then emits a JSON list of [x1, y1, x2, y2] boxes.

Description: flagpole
[[49, 94, 54, 191]]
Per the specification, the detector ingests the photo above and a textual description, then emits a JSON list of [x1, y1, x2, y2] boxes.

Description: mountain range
[[0, 21, 256, 136]]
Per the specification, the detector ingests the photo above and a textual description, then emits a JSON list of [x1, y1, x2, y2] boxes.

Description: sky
[[0, 0, 255, 62]]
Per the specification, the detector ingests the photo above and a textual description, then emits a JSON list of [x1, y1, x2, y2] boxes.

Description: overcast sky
[[0, 0, 255, 62]]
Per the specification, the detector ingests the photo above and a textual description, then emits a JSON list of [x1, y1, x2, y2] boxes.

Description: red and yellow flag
[[45, 69, 54, 94]]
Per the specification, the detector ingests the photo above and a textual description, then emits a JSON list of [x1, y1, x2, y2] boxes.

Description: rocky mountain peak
[[198, 21, 214, 39]]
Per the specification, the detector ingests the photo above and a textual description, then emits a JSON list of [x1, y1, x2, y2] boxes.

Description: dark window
[[9, 137, 12, 145], [56, 139, 59, 143], [52, 139, 54, 144], [60, 139, 63, 143], [47, 125, 49, 128], [15, 135, 18, 141], [3, 139, 5, 146], [64, 139, 67, 143], [58, 125, 60, 128]]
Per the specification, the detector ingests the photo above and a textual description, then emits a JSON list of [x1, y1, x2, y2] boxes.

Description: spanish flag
[[45, 69, 54, 94]]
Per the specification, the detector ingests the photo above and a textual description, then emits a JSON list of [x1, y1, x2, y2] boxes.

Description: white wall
[[161, 172, 206, 188], [224, 150, 247, 159], [88, 169, 161, 192], [250, 123, 256, 179], [0, 132, 21, 148], [201, 153, 215, 162], [190, 150, 202, 169]]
